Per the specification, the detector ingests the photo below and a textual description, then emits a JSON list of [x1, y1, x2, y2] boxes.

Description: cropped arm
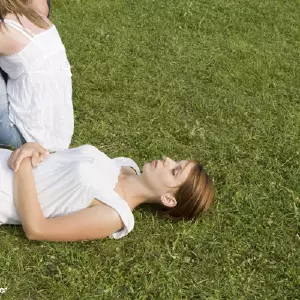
[[14, 158, 123, 242], [28, 0, 49, 18]]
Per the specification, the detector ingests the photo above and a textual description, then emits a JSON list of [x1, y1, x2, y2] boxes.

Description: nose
[[163, 156, 175, 166]]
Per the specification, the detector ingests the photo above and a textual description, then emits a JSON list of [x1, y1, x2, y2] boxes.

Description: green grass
[[1, 0, 300, 299]]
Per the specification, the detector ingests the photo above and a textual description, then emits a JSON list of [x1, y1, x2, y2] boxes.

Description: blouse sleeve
[[94, 189, 134, 239], [91, 152, 135, 239]]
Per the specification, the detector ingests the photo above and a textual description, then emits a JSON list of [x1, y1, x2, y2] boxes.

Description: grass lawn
[[1, 0, 300, 299]]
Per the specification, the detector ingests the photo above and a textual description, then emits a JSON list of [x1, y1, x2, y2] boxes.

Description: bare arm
[[28, 0, 49, 18], [14, 158, 123, 242]]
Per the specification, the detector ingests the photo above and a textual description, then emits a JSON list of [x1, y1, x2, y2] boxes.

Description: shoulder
[[0, 32, 4, 55], [119, 166, 137, 177], [60, 145, 101, 160], [0, 22, 11, 55], [60, 145, 112, 175], [93, 192, 135, 240], [75, 144, 100, 156], [113, 157, 141, 175]]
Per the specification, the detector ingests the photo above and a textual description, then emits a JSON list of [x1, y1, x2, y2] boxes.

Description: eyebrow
[[177, 164, 183, 177], [178, 160, 192, 177]]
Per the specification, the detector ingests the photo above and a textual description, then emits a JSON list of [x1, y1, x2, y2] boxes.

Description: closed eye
[[172, 167, 181, 176]]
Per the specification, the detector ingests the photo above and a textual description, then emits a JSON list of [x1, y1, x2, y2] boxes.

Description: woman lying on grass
[[0, 143, 214, 241]]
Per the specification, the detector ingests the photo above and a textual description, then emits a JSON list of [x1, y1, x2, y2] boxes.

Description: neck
[[116, 169, 160, 211]]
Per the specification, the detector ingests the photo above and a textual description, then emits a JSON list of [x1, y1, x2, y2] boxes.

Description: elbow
[[25, 231, 37, 241], [23, 225, 44, 241]]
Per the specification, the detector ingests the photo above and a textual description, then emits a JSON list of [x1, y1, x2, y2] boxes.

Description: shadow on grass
[[135, 203, 163, 218], [0, 225, 26, 239]]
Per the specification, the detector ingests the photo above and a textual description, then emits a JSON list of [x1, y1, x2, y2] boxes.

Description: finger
[[36, 151, 49, 166], [9, 149, 20, 171], [39, 151, 49, 162], [8, 154, 13, 170], [31, 150, 49, 168], [31, 152, 40, 168], [14, 152, 28, 172]]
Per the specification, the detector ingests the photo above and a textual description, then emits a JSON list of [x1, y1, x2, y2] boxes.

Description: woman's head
[[0, 0, 49, 29], [142, 157, 214, 220]]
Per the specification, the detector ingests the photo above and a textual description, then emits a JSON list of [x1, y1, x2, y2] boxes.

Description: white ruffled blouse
[[0, 19, 74, 151]]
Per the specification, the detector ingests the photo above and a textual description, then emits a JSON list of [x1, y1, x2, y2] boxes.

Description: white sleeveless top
[[0, 19, 74, 151], [0, 145, 140, 239]]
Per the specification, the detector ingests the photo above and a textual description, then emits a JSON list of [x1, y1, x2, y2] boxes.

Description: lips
[[152, 160, 158, 168]]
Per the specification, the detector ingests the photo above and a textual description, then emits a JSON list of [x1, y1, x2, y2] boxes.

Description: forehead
[[179, 160, 195, 177], [178, 160, 193, 168]]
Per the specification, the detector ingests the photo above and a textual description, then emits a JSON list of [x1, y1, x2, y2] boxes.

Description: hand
[[8, 142, 49, 172]]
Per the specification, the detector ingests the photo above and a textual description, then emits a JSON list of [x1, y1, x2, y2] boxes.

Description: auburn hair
[[0, 0, 49, 29], [161, 161, 214, 221]]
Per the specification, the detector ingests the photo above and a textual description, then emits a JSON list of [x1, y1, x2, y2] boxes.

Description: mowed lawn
[[1, 0, 299, 299]]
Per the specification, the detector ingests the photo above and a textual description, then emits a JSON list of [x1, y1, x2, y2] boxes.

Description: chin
[[142, 163, 148, 172], [142, 162, 152, 173]]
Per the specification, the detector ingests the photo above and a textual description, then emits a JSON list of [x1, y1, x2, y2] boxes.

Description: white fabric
[[0, 145, 140, 239], [0, 19, 74, 151]]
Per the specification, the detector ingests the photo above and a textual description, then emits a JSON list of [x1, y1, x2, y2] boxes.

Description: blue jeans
[[0, 75, 26, 149]]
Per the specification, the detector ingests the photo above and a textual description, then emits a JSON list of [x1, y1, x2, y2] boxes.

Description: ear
[[160, 193, 177, 208]]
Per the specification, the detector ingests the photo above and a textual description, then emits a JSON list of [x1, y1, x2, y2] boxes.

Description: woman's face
[[142, 157, 195, 196]]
